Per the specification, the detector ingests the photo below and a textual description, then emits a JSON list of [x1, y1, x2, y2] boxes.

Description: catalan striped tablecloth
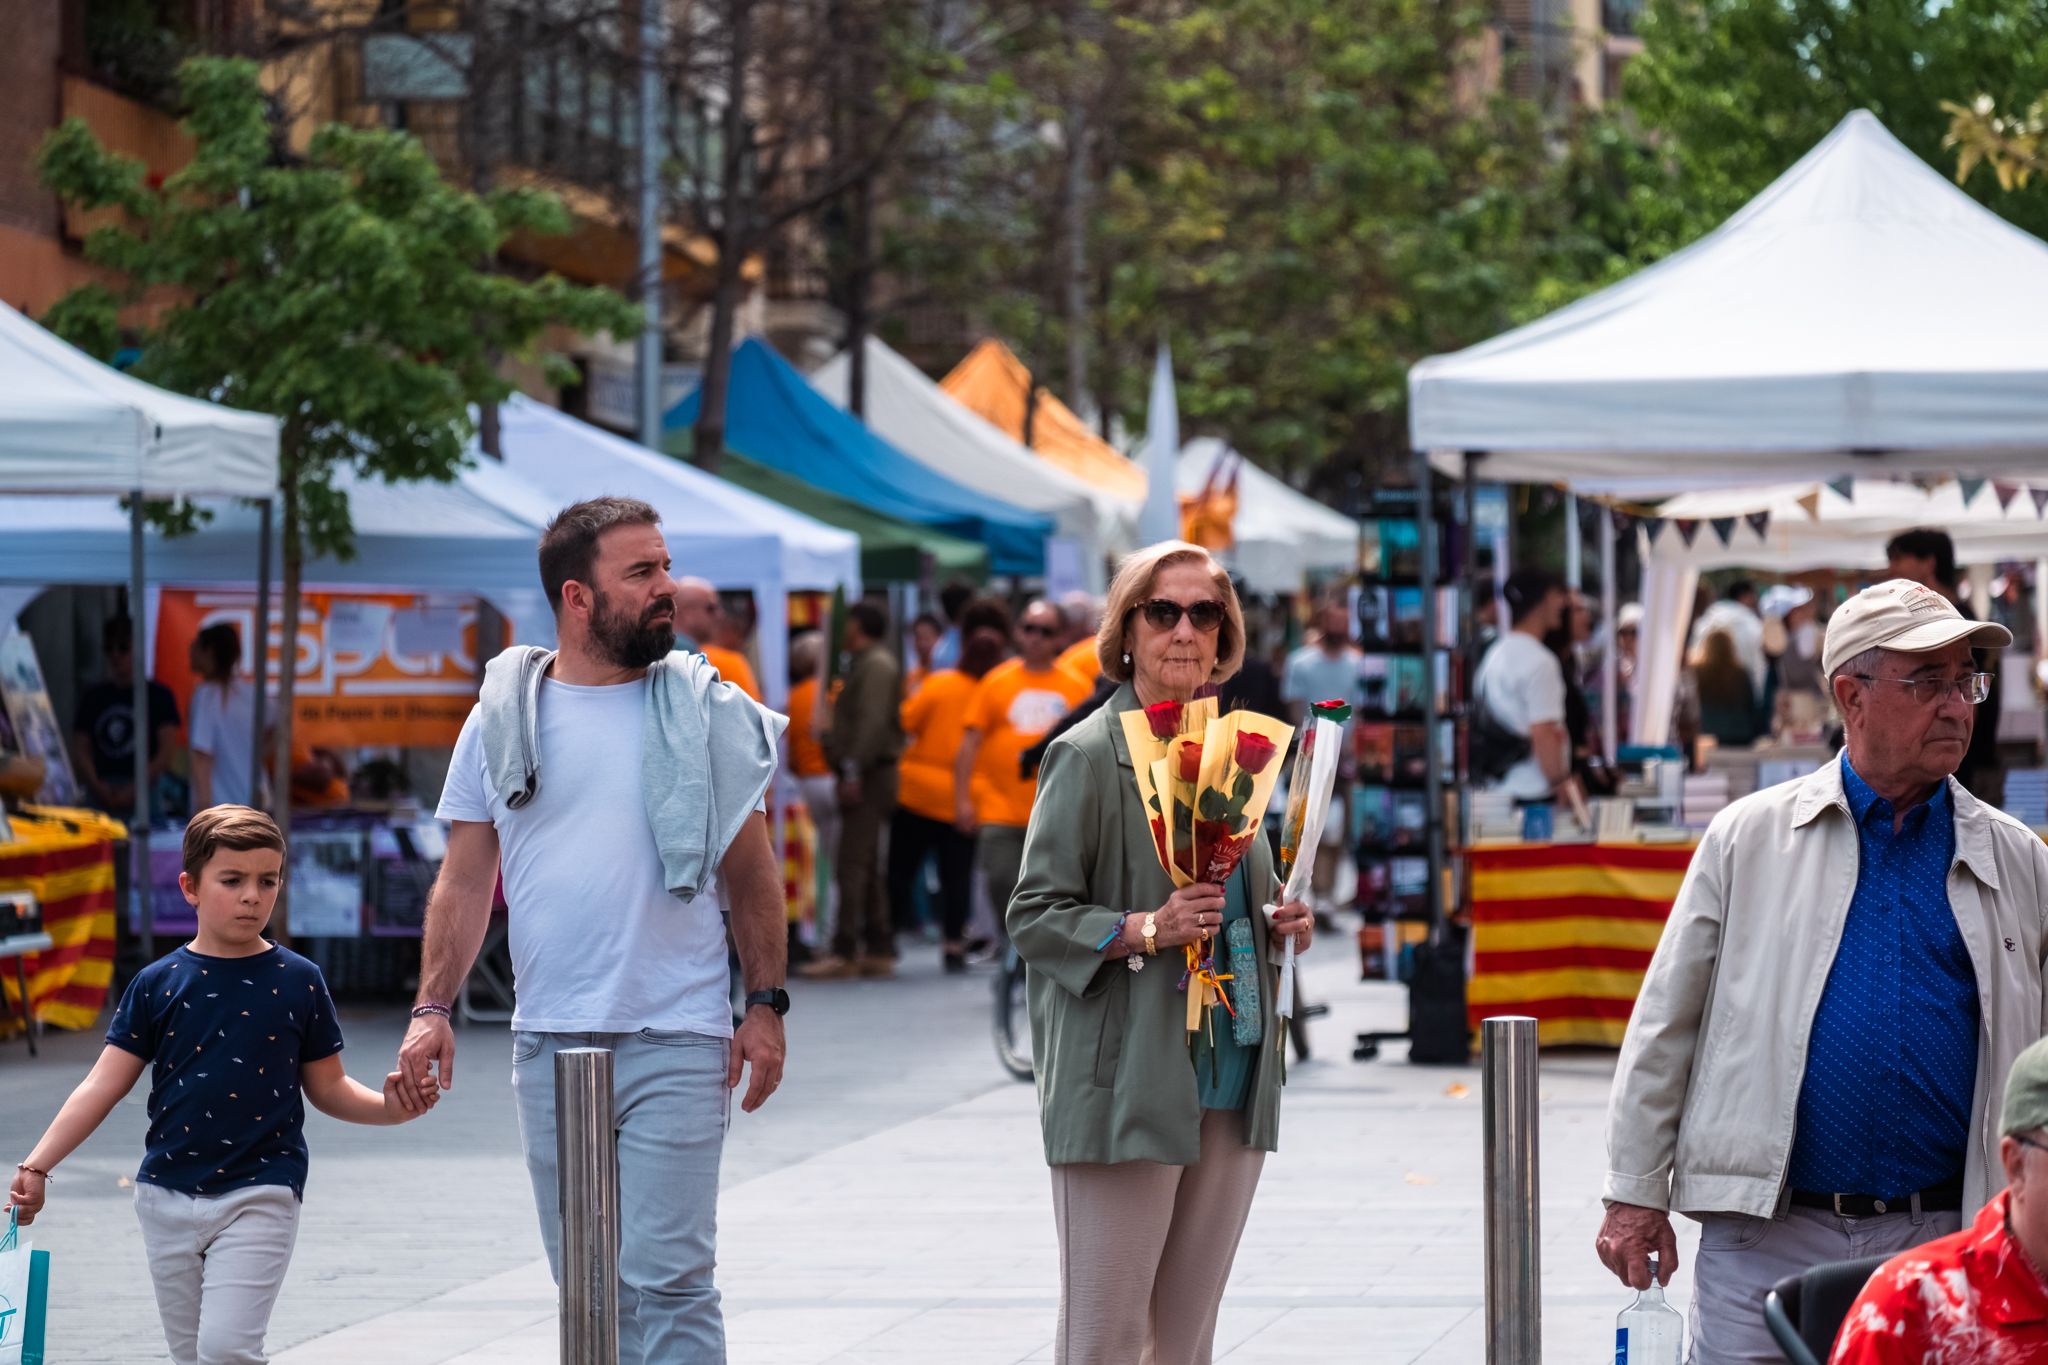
[[0, 807, 123, 1033], [1466, 840, 1699, 1048]]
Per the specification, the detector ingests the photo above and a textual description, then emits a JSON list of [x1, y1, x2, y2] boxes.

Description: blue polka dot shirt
[[1787, 753, 1979, 1200]]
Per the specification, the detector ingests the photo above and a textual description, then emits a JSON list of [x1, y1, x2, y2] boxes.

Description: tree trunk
[[267, 444, 302, 943], [845, 170, 872, 418], [693, 253, 745, 472], [1062, 100, 1089, 412], [692, 0, 755, 472]]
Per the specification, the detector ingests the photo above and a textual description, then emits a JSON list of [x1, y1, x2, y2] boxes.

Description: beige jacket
[[1605, 757, 2048, 1220]]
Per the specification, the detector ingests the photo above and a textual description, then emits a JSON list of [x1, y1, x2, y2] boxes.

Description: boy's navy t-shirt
[[106, 944, 345, 1199]]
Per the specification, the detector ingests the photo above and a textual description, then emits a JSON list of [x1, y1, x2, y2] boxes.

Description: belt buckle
[[1832, 1193, 1848, 1217]]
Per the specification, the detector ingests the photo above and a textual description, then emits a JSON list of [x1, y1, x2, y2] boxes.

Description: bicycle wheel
[[992, 948, 1035, 1081]]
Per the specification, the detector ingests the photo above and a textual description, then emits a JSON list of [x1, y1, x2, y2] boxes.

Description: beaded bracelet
[[1094, 912, 1129, 953], [410, 1002, 452, 1021], [16, 1163, 50, 1182]]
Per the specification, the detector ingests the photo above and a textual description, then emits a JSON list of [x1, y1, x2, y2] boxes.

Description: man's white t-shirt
[[1474, 631, 1567, 802], [436, 677, 733, 1037], [188, 680, 258, 809]]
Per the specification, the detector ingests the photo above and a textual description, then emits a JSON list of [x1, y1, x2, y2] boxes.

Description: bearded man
[[399, 497, 790, 1362]]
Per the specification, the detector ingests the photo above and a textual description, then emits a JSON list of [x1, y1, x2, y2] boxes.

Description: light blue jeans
[[510, 1028, 731, 1364]]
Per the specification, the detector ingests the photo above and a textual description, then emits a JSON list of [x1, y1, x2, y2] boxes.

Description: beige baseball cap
[[1820, 578, 2012, 679]]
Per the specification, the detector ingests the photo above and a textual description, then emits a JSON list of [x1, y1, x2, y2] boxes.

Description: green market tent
[[709, 451, 988, 584]]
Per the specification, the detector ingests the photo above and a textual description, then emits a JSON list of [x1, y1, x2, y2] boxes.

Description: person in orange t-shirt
[[890, 628, 1007, 971], [955, 600, 1094, 935], [905, 612, 943, 697], [785, 633, 838, 949], [674, 576, 763, 701]]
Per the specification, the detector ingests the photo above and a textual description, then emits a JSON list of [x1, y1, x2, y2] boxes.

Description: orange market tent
[[939, 340, 1148, 502]]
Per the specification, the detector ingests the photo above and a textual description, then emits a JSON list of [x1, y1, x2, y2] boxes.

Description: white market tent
[[1651, 479, 2048, 573], [809, 336, 1136, 591], [0, 301, 278, 498], [485, 394, 862, 705], [1178, 438, 1361, 594], [0, 461, 560, 640], [0, 300, 281, 949], [1410, 111, 2048, 495]]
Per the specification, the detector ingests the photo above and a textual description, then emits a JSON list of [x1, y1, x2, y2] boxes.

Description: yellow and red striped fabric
[[1467, 841, 1698, 1047], [0, 809, 122, 1033]]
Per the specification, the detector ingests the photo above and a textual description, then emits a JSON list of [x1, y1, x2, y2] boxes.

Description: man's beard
[[589, 587, 676, 668]]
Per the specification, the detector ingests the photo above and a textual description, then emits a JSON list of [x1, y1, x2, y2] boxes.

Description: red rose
[[1177, 742, 1203, 783], [1234, 730, 1278, 775], [1145, 700, 1185, 739], [1312, 700, 1354, 725]]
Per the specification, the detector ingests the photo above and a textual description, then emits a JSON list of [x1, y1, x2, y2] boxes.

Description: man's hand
[[6, 1168, 46, 1225], [1595, 1201, 1677, 1289], [396, 1013, 455, 1111], [728, 1007, 786, 1114], [383, 1070, 439, 1123]]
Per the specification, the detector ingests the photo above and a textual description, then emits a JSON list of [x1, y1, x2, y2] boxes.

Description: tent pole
[[1600, 507, 1619, 764], [251, 497, 272, 807], [1564, 492, 1582, 590], [1415, 450, 1444, 939], [131, 492, 152, 967]]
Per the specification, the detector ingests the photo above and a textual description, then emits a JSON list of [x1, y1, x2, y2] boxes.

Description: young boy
[[4, 805, 437, 1364]]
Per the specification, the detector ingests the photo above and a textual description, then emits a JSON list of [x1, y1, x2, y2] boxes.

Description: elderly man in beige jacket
[[1596, 578, 2047, 1364]]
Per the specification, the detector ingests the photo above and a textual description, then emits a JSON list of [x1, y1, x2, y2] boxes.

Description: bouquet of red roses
[[1122, 698, 1294, 1032]]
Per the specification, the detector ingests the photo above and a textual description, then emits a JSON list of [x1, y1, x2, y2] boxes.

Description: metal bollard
[[557, 1048, 620, 1365], [1482, 1016, 1541, 1364]]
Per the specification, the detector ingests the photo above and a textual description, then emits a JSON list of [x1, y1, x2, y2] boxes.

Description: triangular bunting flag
[[1676, 519, 1701, 547], [1996, 481, 2022, 511], [1745, 511, 1770, 540], [1960, 478, 1987, 506], [1641, 517, 1666, 547], [2032, 487, 2048, 518], [1796, 492, 1821, 519], [1710, 517, 1737, 546], [1827, 477, 1854, 500]]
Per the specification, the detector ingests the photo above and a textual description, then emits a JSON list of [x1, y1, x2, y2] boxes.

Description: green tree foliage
[[887, 0, 1645, 494], [1624, 0, 2048, 242], [37, 56, 636, 869]]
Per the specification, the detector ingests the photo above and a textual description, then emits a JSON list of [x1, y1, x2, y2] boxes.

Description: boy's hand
[[383, 1070, 438, 1123], [6, 1168, 46, 1224]]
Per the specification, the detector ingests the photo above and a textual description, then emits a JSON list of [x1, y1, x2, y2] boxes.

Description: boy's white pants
[[134, 1182, 302, 1365]]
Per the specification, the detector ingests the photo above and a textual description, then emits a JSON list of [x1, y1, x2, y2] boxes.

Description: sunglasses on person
[[1134, 598, 1227, 632]]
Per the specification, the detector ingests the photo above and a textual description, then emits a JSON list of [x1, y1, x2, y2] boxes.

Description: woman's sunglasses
[[1135, 598, 1227, 632]]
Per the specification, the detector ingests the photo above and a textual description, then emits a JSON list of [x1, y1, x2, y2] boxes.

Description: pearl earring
[[1122, 652, 1131, 666]]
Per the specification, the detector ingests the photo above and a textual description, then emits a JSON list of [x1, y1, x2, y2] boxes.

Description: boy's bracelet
[[410, 1003, 452, 1021], [16, 1163, 50, 1181]]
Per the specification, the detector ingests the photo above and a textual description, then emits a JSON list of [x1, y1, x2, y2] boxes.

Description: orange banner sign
[[156, 590, 500, 749]]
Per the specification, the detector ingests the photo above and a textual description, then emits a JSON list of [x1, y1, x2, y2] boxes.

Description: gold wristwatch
[[1142, 912, 1159, 956]]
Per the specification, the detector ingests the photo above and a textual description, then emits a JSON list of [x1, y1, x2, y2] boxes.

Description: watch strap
[[744, 988, 790, 1016]]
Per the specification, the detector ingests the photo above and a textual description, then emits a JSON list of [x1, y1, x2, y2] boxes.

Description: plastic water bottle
[[1615, 1253, 1683, 1364]]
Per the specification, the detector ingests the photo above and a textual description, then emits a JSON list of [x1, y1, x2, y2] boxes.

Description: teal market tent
[[666, 339, 1052, 576]]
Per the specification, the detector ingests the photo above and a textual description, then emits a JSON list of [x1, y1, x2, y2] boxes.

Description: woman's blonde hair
[[1096, 540, 1246, 685]]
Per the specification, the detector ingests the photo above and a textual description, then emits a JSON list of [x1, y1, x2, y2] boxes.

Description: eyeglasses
[[2017, 1134, 2048, 1157], [1019, 623, 1058, 638], [1848, 673, 1993, 705], [1135, 598, 1227, 632]]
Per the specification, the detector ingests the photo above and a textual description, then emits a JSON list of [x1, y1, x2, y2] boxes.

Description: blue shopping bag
[[0, 1209, 49, 1364]]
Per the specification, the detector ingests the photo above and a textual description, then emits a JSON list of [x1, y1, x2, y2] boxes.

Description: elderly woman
[[1008, 541, 1314, 1365]]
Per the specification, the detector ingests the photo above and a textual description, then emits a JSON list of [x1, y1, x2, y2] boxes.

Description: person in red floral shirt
[[1832, 1035, 2048, 1363]]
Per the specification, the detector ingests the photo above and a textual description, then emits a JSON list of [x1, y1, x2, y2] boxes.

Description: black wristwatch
[[745, 988, 790, 1017]]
